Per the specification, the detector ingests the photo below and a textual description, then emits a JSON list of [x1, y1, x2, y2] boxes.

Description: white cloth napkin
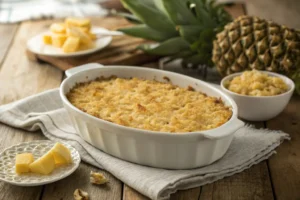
[[0, 0, 107, 24], [0, 88, 289, 200]]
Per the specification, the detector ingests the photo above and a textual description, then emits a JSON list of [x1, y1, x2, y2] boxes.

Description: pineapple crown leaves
[[118, 0, 232, 66]]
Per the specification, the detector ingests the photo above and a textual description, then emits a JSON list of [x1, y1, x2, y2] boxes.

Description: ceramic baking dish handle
[[65, 63, 105, 78], [200, 118, 244, 139]]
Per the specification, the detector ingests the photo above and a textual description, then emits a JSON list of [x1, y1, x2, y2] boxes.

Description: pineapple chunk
[[43, 35, 52, 45], [29, 151, 55, 175], [78, 43, 95, 51], [67, 27, 93, 47], [52, 34, 67, 48], [79, 27, 90, 33], [62, 37, 80, 53], [15, 153, 34, 174], [49, 142, 72, 165], [50, 23, 66, 34], [43, 18, 95, 52], [88, 32, 97, 40], [65, 18, 91, 28]]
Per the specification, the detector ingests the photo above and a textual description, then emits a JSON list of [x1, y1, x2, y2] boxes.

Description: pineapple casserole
[[67, 77, 232, 133], [226, 70, 288, 96]]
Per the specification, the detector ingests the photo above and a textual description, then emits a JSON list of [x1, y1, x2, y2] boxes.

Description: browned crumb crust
[[67, 77, 232, 133]]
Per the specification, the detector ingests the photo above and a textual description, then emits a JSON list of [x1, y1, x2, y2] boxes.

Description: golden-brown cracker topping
[[67, 77, 232, 133]]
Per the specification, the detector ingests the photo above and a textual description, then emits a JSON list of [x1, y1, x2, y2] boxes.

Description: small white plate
[[27, 26, 112, 57], [0, 140, 81, 186]]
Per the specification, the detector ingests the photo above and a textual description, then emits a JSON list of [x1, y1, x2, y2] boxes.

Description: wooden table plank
[[199, 123, 274, 200], [200, 162, 273, 200], [0, 24, 18, 65], [123, 185, 202, 200], [0, 20, 64, 200], [42, 164, 122, 200], [267, 96, 300, 200], [170, 188, 201, 200], [0, 21, 63, 105], [123, 185, 149, 200]]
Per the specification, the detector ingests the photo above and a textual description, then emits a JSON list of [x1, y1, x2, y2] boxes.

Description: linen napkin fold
[[0, 89, 289, 200]]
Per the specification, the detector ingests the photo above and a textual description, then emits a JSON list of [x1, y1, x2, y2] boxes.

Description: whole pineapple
[[213, 16, 300, 87], [118, 0, 300, 93]]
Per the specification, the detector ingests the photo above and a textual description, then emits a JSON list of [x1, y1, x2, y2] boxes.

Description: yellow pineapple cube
[[52, 34, 67, 48], [67, 27, 93, 47], [88, 32, 97, 40], [43, 35, 52, 45], [29, 151, 55, 175], [15, 153, 34, 174], [65, 18, 91, 28], [79, 27, 90, 33], [49, 142, 72, 164], [50, 23, 66, 34], [78, 43, 95, 51], [62, 37, 80, 53]]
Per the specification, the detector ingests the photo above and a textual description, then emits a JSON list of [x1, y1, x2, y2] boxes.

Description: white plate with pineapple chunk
[[27, 18, 112, 57], [0, 140, 80, 186]]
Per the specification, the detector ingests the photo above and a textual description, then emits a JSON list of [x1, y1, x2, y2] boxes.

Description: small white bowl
[[221, 71, 295, 121]]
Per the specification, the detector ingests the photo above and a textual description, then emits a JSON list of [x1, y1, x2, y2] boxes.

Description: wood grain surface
[[0, 24, 18, 65], [123, 185, 149, 200], [199, 122, 274, 200], [267, 96, 300, 200], [0, 20, 63, 200], [41, 164, 122, 200], [0, 21, 63, 105], [171, 188, 201, 200]]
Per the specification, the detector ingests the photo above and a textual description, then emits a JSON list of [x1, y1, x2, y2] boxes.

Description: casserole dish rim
[[60, 65, 242, 139]]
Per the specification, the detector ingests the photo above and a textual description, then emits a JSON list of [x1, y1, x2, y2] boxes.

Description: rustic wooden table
[[0, 1, 299, 200]]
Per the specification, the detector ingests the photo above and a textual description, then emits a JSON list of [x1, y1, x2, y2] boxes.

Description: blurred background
[[0, 0, 299, 29]]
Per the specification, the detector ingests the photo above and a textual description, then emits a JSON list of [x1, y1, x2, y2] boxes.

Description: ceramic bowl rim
[[220, 70, 295, 99]]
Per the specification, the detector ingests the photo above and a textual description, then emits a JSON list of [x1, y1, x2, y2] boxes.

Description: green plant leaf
[[118, 25, 174, 42], [121, 0, 177, 34], [138, 37, 190, 55], [193, 0, 216, 27], [185, 53, 213, 66], [111, 10, 142, 24], [162, 0, 199, 25], [178, 25, 203, 43], [153, 0, 169, 17]]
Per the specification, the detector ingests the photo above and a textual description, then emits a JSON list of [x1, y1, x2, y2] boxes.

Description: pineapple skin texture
[[212, 16, 300, 77]]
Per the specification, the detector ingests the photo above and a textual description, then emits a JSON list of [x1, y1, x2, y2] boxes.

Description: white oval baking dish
[[60, 63, 244, 169]]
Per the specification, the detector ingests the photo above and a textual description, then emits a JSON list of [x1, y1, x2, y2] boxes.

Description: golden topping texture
[[226, 70, 288, 96], [67, 77, 232, 133]]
